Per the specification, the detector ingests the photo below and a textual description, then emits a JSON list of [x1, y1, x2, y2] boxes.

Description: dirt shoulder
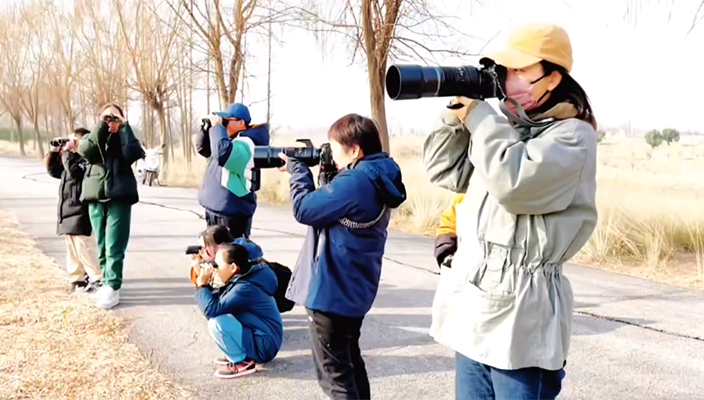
[[0, 211, 195, 400]]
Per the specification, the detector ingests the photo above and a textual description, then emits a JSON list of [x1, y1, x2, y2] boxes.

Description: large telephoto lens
[[253, 146, 322, 169], [386, 64, 497, 100]]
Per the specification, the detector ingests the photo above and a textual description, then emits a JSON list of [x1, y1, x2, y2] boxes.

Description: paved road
[[2, 155, 704, 400]]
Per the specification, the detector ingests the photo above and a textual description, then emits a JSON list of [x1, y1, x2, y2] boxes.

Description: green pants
[[88, 201, 132, 290]]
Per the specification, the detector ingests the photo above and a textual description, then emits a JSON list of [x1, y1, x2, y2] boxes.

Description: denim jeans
[[455, 352, 565, 400], [208, 315, 247, 363]]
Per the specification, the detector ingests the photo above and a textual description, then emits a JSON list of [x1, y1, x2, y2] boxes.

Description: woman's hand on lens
[[447, 96, 478, 122], [278, 152, 289, 172]]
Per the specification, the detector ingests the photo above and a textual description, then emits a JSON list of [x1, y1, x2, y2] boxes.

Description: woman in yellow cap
[[423, 23, 598, 399]]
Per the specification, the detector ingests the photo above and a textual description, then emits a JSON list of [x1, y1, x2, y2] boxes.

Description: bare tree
[[20, 2, 52, 155], [296, 0, 479, 152], [165, 0, 255, 106], [47, 6, 83, 133], [114, 0, 183, 163], [0, 5, 32, 156], [74, 0, 130, 114]]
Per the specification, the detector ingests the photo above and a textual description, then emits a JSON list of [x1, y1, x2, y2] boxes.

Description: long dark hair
[[536, 61, 597, 129]]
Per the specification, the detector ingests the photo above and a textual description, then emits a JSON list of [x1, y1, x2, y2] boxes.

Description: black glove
[[434, 234, 457, 268]]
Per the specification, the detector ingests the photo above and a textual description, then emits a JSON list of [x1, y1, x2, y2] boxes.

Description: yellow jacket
[[436, 194, 465, 237]]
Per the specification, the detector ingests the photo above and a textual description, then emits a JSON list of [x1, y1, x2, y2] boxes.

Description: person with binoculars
[[195, 103, 270, 239], [279, 113, 407, 400], [420, 23, 598, 400], [45, 127, 102, 294], [78, 103, 144, 310]]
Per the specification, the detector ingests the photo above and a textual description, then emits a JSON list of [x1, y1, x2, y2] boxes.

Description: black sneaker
[[71, 281, 89, 293], [85, 280, 103, 293]]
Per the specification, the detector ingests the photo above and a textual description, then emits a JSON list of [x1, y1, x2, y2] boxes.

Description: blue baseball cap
[[233, 237, 263, 261], [214, 103, 251, 125]]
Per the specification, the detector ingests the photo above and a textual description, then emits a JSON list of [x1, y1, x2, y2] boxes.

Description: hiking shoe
[[71, 281, 88, 293], [215, 354, 230, 365], [94, 286, 120, 310], [214, 360, 256, 379]]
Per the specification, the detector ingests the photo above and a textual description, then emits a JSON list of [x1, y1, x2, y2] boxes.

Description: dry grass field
[[4, 133, 704, 290], [0, 211, 193, 400]]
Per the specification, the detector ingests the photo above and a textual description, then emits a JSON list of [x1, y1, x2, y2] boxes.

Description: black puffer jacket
[[46, 151, 92, 236]]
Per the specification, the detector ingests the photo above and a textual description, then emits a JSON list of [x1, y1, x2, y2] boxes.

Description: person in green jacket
[[78, 103, 144, 310], [423, 23, 597, 400]]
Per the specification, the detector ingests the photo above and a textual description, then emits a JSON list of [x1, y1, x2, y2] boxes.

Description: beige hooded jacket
[[423, 100, 597, 370]]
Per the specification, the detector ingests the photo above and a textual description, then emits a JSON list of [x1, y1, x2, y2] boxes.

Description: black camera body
[[253, 139, 333, 169], [199, 117, 338, 184], [185, 245, 203, 255], [49, 138, 70, 148], [385, 59, 505, 101]]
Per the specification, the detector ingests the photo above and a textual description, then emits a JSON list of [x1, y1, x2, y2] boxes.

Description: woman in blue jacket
[[279, 114, 406, 399]]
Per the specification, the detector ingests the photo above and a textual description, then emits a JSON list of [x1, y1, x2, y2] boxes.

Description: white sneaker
[[94, 286, 120, 310], [90, 284, 110, 302]]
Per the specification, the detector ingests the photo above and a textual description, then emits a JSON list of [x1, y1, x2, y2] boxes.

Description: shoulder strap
[[338, 206, 388, 229]]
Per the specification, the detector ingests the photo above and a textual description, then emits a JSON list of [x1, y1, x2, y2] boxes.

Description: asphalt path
[[1, 155, 703, 400]]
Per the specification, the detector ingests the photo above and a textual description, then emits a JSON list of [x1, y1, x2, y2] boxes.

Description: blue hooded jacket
[[285, 152, 406, 318], [194, 245, 283, 364], [196, 123, 270, 218]]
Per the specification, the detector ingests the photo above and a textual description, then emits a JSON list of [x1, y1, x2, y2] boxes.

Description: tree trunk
[[369, 61, 390, 153], [66, 108, 76, 134], [213, 52, 228, 108], [228, 52, 242, 104], [141, 99, 148, 145], [155, 104, 169, 164], [166, 102, 175, 161], [206, 57, 211, 114], [13, 115, 26, 157], [33, 118, 44, 156], [266, 1, 272, 126]]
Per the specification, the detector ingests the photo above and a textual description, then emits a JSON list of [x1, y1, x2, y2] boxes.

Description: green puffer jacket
[[78, 121, 145, 205]]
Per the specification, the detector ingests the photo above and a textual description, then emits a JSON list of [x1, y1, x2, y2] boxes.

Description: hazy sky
[[229, 0, 704, 135]]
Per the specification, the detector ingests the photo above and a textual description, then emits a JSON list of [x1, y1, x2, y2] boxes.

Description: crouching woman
[[279, 114, 406, 400], [194, 243, 283, 379]]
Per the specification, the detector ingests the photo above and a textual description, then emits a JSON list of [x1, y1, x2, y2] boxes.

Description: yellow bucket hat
[[483, 23, 573, 72]]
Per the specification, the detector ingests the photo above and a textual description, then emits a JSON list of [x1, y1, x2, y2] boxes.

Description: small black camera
[[185, 245, 203, 255]]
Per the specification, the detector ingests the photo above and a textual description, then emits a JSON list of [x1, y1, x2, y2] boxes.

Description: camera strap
[[338, 206, 388, 229]]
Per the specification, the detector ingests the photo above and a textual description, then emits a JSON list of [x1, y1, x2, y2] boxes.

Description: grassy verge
[[0, 211, 193, 400], [5, 137, 704, 290]]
